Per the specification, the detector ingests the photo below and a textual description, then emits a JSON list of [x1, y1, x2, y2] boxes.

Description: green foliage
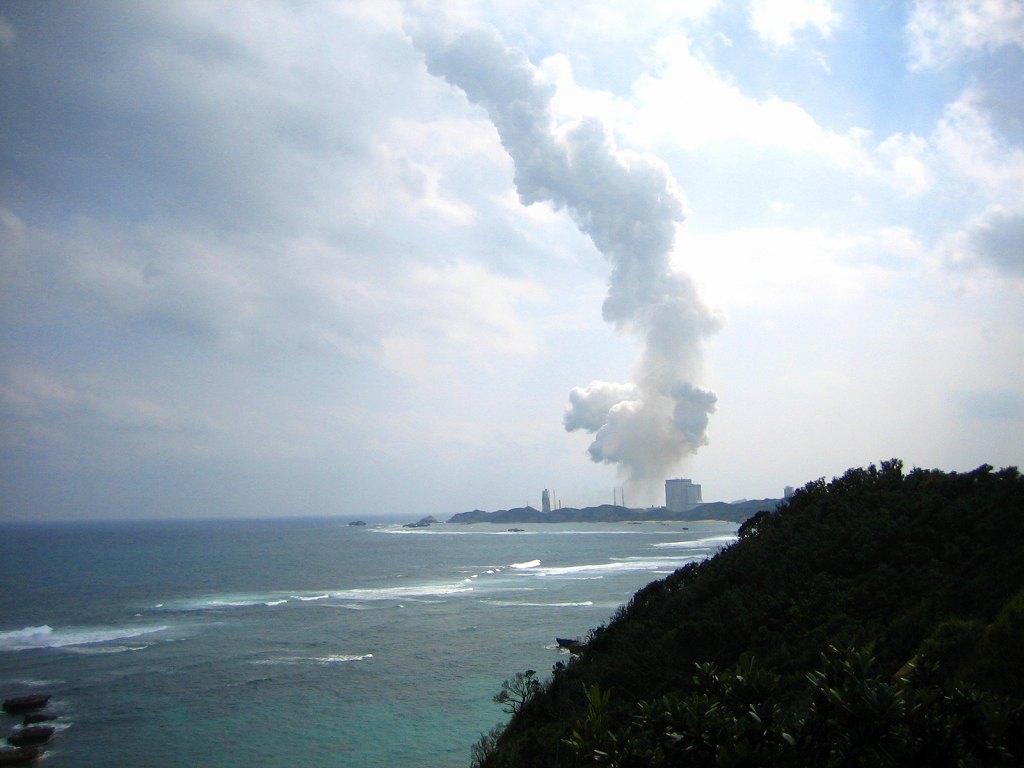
[[478, 462, 1024, 767], [562, 647, 1021, 767]]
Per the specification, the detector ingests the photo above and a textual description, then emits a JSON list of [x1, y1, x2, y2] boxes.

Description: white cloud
[[3, 1, 1024, 517], [627, 34, 868, 167], [748, 0, 840, 48], [874, 132, 933, 197], [380, 261, 545, 379], [906, 0, 1024, 69], [941, 205, 1024, 278], [933, 89, 1024, 202]]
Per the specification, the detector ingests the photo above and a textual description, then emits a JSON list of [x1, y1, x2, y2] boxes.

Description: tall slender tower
[[542, 488, 551, 514]]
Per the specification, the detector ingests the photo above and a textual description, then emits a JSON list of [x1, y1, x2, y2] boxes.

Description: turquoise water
[[0, 517, 738, 766]]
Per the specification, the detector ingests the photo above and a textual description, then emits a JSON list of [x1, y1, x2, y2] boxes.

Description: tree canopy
[[474, 461, 1024, 767]]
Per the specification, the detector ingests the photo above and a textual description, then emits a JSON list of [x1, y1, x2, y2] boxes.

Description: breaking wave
[[651, 535, 738, 549], [329, 584, 473, 601], [482, 600, 594, 608], [510, 559, 541, 569], [251, 653, 373, 666], [0, 624, 169, 652]]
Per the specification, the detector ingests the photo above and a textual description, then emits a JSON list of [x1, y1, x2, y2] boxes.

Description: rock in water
[[6, 727, 54, 748], [1, 697, 49, 716], [0, 747, 41, 766]]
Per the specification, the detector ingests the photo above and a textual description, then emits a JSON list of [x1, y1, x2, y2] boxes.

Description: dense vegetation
[[474, 461, 1024, 766], [448, 498, 779, 525]]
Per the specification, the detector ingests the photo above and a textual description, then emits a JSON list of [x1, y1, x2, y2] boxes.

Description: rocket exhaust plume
[[416, 26, 722, 489]]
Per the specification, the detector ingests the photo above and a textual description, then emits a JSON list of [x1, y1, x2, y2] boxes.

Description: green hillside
[[447, 499, 778, 525], [474, 461, 1024, 767]]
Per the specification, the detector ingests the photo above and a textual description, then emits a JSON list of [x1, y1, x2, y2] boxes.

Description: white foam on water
[[482, 600, 594, 608], [510, 559, 541, 569], [264, 599, 288, 606], [329, 584, 474, 601], [312, 654, 374, 664], [294, 594, 331, 602], [650, 535, 738, 549], [376, 527, 535, 536], [526, 556, 699, 578], [251, 653, 373, 666], [66, 644, 150, 655], [0, 624, 169, 652], [161, 594, 273, 611]]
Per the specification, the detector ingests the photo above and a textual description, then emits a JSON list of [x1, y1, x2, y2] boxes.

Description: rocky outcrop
[[0, 747, 40, 766], [5, 727, 53, 748], [0, 697, 49, 717]]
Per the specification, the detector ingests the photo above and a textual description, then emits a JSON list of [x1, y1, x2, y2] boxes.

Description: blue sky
[[1, 1, 1022, 519]]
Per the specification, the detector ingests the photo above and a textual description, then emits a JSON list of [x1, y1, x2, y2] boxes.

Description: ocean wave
[[294, 594, 331, 602], [376, 528, 534, 536], [650, 535, 738, 549], [160, 591, 308, 611], [311, 654, 373, 664], [510, 559, 541, 569], [483, 600, 594, 608], [251, 653, 373, 666], [66, 644, 150, 655], [160, 594, 273, 611], [0, 624, 169, 652], [527, 557, 699, 578], [13, 679, 64, 688], [328, 584, 474, 601]]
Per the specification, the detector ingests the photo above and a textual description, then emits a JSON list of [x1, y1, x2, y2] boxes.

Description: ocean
[[0, 517, 738, 767]]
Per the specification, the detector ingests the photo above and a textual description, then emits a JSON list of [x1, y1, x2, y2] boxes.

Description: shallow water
[[0, 517, 737, 767]]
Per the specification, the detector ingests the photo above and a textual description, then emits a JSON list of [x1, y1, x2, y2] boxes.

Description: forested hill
[[474, 462, 1024, 767], [447, 498, 778, 524]]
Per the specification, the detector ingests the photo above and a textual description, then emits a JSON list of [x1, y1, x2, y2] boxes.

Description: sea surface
[[0, 517, 738, 767]]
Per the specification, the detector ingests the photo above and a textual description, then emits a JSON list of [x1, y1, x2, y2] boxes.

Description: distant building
[[665, 478, 702, 514], [542, 488, 551, 514], [784, 485, 796, 499]]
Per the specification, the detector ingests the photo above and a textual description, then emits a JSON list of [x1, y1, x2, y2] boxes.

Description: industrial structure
[[665, 478, 703, 514], [541, 488, 552, 514]]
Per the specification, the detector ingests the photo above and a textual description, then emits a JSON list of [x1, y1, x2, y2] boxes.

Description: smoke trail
[[415, 26, 721, 487]]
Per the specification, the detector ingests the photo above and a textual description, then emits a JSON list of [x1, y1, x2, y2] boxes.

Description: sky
[[1, 0, 1022, 521]]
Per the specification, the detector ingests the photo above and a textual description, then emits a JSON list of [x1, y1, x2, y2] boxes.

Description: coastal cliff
[[473, 461, 1024, 767]]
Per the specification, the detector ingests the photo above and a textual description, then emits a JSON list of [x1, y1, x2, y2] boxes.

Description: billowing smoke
[[416, 26, 721, 488]]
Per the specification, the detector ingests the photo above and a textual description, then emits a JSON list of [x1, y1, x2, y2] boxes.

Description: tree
[[494, 670, 541, 714]]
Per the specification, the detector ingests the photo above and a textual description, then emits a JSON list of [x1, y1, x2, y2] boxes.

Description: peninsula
[[446, 498, 779, 525]]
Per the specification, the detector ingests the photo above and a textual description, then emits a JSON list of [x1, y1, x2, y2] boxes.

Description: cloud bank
[[415, 26, 721, 486]]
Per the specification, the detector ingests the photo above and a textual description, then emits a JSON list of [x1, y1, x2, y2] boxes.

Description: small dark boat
[[1, 697, 49, 716], [6, 726, 54, 748]]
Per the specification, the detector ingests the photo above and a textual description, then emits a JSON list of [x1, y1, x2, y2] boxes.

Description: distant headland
[[446, 499, 780, 525]]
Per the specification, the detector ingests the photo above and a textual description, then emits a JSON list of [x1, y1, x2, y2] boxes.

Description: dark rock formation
[[556, 637, 586, 654], [0, 697, 49, 716], [5, 727, 53, 748], [0, 747, 40, 766]]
